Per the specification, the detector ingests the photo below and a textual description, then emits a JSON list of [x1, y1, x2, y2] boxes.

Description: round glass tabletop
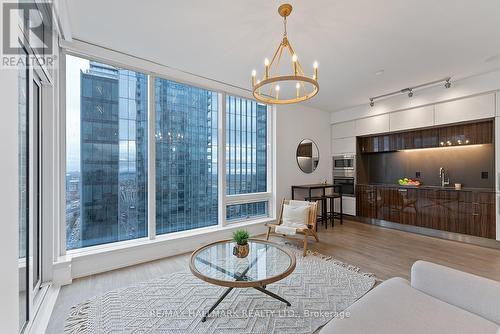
[[190, 239, 296, 288]]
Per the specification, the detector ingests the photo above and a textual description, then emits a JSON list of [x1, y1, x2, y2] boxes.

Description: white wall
[[275, 103, 332, 209], [0, 51, 20, 333]]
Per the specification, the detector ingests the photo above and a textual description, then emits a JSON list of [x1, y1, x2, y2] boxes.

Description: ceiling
[[65, 0, 500, 112]]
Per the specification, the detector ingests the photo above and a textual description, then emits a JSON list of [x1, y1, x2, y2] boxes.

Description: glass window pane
[[65, 55, 148, 249], [226, 96, 267, 195], [155, 78, 218, 234], [226, 201, 268, 222]]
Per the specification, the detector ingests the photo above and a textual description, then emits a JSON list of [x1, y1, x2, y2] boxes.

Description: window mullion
[[219, 93, 227, 226], [148, 75, 156, 239]]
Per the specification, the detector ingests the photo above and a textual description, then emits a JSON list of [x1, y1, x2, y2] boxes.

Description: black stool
[[305, 195, 328, 230], [325, 193, 343, 227]]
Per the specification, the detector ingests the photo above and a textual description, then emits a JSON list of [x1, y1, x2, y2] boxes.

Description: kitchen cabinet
[[355, 114, 390, 136], [458, 191, 496, 239], [332, 137, 356, 154], [389, 106, 434, 132], [356, 185, 377, 218], [434, 94, 495, 125], [359, 120, 493, 153], [355, 184, 496, 239], [331, 121, 356, 139]]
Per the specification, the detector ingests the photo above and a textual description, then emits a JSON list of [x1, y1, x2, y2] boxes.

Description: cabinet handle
[[472, 202, 480, 216]]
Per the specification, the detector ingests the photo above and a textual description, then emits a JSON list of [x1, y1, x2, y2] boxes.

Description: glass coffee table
[[189, 239, 296, 322]]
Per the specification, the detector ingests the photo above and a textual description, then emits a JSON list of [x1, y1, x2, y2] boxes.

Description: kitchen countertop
[[357, 183, 496, 193]]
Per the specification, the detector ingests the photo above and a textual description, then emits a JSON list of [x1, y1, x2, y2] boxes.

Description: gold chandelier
[[252, 3, 319, 105]]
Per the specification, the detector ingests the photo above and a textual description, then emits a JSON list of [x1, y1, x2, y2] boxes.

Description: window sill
[[53, 217, 273, 282]]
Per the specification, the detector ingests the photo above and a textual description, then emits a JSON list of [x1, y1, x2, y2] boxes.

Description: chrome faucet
[[439, 167, 450, 187]]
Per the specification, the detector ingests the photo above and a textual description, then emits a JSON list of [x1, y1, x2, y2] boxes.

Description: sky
[[66, 55, 89, 172]]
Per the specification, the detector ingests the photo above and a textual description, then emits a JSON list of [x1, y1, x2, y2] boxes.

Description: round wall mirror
[[296, 139, 319, 173]]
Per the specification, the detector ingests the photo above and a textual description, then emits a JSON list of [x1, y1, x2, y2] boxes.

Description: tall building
[[155, 79, 218, 234], [79, 62, 147, 248]]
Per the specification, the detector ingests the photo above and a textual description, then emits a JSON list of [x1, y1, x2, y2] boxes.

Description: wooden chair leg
[[303, 230, 308, 256], [310, 229, 319, 242], [265, 226, 272, 240]]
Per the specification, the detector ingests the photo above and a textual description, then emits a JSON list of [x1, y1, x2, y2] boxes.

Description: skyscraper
[[79, 62, 147, 248], [155, 79, 218, 234]]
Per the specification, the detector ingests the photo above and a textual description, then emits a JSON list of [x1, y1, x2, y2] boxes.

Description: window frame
[[60, 49, 274, 255], [223, 93, 273, 224]]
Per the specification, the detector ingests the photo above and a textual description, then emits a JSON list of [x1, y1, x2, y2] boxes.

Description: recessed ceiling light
[[485, 55, 500, 63], [375, 69, 385, 76]]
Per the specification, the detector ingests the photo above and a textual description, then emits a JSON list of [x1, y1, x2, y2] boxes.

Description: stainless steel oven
[[333, 177, 355, 196]]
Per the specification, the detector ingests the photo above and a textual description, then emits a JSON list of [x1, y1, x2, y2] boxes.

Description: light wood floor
[[46, 220, 500, 333]]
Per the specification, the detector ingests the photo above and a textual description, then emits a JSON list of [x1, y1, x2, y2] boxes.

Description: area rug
[[65, 247, 375, 334]]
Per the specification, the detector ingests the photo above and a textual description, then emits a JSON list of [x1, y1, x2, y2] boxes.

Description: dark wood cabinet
[[356, 185, 377, 218], [458, 191, 496, 239], [356, 184, 496, 239], [359, 120, 493, 153]]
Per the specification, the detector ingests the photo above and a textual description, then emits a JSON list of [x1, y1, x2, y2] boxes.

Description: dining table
[[291, 183, 342, 200]]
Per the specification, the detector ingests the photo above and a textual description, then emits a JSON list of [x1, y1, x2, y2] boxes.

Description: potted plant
[[232, 230, 250, 258]]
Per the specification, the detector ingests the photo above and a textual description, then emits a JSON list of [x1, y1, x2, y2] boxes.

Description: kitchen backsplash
[[357, 143, 495, 189]]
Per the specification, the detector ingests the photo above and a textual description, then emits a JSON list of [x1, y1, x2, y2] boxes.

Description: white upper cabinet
[[331, 121, 356, 139], [390, 106, 434, 132], [355, 114, 390, 136], [332, 137, 356, 154], [434, 94, 495, 125]]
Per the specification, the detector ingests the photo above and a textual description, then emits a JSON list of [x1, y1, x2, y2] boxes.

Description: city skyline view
[[66, 55, 268, 250]]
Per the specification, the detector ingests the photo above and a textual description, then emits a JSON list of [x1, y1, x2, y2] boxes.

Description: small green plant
[[232, 230, 250, 245]]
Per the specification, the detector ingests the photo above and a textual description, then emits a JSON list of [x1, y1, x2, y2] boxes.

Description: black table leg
[[253, 286, 291, 306], [340, 194, 343, 224], [292, 187, 295, 200], [202, 287, 234, 322]]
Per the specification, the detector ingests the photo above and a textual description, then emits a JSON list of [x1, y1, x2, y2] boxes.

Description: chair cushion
[[320, 277, 499, 334], [282, 204, 308, 228], [288, 200, 310, 207]]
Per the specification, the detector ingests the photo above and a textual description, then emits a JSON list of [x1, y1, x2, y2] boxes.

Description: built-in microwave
[[333, 155, 355, 170]]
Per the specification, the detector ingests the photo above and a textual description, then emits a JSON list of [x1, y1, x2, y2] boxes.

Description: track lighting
[[368, 77, 451, 107]]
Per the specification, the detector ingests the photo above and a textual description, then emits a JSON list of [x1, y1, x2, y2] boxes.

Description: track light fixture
[[368, 77, 451, 107]]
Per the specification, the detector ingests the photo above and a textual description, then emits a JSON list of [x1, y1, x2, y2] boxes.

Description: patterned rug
[[65, 247, 375, 334]]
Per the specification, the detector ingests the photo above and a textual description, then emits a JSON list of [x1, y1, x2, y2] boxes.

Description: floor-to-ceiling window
[[225, 95, 269, 222], [65, 54, 271, 251], [65, 55, 148, 249], [155, 78, 219, 234]]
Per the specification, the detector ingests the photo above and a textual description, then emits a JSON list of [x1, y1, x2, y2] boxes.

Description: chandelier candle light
[[252, 4, 319, 104]]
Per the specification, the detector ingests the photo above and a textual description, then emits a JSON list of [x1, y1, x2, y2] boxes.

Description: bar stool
[[305, 195, 328, 231], [325, 193, 343, 227]]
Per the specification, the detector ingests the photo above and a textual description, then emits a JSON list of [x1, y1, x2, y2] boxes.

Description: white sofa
[[321, 261, 500, 334]]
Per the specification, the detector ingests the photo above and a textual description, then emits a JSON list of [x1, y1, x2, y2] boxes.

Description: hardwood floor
[[46, 220, 500, 333]]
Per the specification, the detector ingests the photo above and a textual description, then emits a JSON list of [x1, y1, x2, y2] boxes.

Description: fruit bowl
[[398, 178, 421, 186]]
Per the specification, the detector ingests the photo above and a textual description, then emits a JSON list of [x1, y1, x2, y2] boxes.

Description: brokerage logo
[[2, 1, 56, 68]]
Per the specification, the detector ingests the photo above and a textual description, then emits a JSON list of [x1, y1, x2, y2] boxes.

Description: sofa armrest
[[411, 260, 500, 325]]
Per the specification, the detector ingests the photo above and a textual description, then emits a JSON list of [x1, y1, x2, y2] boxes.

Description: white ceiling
[[65, 0, 500, 112]]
